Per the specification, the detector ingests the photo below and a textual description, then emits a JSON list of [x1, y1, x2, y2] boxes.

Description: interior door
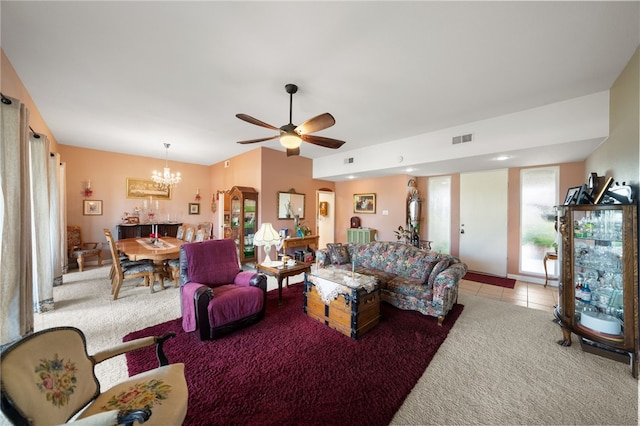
[[316, 190, 334, 249], [459, 169, 508, 276]]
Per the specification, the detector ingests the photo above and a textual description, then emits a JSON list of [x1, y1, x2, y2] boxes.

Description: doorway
[[459, 169, 508, 276], [316, 190, 334, 249]]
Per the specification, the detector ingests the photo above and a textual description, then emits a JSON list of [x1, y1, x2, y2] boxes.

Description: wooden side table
[[543, 251, 558, 287], [257, 261, 311, 305], [282, 235, 319, 254]]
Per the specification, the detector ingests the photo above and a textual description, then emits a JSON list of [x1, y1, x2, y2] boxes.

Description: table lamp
[[253, 223, 283, 266]]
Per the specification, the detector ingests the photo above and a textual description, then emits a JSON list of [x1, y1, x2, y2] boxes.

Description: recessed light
[[495, 155, 509, 161], [348, 175, 356, 179], [406, 168, 414, 173]]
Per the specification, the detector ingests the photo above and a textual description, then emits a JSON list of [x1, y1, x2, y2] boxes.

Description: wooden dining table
[[116, 237, 184, 290]]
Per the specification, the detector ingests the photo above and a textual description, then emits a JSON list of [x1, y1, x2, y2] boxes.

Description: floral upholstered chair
[[0, 327, 187, 425], [67, 226, 103, 272]]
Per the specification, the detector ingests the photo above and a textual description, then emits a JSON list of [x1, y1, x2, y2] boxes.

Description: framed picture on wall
[[83, 200, 103, 216], [189, 203, 200, 215], [353, 193, 376, 214], [126, 178, 172, 200]]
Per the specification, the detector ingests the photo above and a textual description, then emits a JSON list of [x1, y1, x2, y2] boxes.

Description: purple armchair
[[179, 239, 267, 340]]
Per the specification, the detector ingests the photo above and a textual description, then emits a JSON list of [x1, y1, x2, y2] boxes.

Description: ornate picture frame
[[126, 178, 172, 200], [353, 193, 376, 214]]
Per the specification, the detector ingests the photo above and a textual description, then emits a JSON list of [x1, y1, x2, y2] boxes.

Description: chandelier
[[151, 143, 181, 189]]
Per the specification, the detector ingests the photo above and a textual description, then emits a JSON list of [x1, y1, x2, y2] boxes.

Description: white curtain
[[60, 162, 68, 274], [49, 153, 64, 286], [0, 95, 33, 345], [30, 134, 54, 313]]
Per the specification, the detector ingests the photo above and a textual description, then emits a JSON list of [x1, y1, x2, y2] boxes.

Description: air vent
[[344, 157, 354, 164], [452, 133, 473, 144]]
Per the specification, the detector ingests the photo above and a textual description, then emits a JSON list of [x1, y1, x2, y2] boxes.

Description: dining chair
[[197, 222, 213, 239], [194, 229, 207, 242], [105, 230, 156, 300], [175, 225, 186, 241], [166, 258, 180, 287], [67, 226, 104, 272], [183, 227, 196, 243], [104, 229, 152, 285], [1, 326, 187, 426]]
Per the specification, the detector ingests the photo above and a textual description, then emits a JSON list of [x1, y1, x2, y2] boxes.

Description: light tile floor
[[459, 278, 558, 314]]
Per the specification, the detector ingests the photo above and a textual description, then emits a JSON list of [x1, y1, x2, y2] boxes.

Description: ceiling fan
[[236, 83, 346, 157]]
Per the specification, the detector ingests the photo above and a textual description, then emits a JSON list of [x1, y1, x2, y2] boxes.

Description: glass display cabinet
[[554, 204, 638, 377], [229, 186, 258, 264]]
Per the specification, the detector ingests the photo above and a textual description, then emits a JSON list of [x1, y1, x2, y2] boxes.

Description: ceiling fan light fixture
[[280, 133, 302, 149]]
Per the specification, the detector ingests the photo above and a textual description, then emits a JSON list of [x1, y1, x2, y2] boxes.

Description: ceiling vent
[[452, 133, 473, 144], [344, 157, 354, 164]]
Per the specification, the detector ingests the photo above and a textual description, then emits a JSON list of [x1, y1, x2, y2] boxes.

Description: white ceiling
[[2, 1, 639, 181]]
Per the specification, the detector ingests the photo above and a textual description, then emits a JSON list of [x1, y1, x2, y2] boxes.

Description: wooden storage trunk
[[303, 278, 380, 339]]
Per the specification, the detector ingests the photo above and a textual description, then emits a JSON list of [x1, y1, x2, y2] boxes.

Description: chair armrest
[[250, 273, 267, 292], [193, 285, 214, 340], [234, 271, 267, 291], [67, 410, 120, 425], [432, 262, 467, 308], [91, 333, 176, 366]]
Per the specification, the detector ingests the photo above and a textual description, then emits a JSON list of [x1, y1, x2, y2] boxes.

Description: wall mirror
[[278, 189, 305, 219]]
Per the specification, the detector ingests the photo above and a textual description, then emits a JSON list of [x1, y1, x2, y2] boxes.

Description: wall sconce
[[83, 180, 93, 198], [195, 188, 201, 201], [319, 201, 328, 216]]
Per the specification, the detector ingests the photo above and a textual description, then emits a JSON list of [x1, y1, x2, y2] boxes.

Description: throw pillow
[[427, 258, 450, 288], [326, 243, 351, 265]]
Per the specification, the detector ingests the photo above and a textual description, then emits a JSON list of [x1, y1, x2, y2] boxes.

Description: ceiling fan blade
[[237, 135, 279, 145], [301, 134, 346, 149], [286, 147, 300, 157], [236, 114, 279, 131], [295, 113, 335, 135]]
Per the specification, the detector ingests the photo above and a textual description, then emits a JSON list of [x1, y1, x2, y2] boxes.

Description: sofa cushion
[[386, 276, 433, 301], [355, 267, 397, 288], [327, 243, 350, 265]]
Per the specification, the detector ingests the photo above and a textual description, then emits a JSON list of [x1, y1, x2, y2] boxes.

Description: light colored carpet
[[4, 266, 638, 425]]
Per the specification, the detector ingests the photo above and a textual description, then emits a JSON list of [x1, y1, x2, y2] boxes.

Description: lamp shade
[[254, 223, 282, 266], [280, 134, 302, 149], [253, 223, 280, 246]]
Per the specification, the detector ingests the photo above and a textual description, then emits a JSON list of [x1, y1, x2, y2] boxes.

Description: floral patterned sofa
[[316, 241, 467, 325]]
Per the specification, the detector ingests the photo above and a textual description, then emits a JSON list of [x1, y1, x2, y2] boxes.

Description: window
[[428, 176, 451, 254], [520, 167, 558, 275]]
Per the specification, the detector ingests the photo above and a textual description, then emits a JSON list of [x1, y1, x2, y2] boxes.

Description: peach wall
[[208, 147, 335, 263], [58, 145, 212, 245], [1, 49, 58, 152], [335, 175, 411, 243]]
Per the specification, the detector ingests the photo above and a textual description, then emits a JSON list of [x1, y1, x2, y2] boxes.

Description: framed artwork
[[126, 178, 172, 200], [83, 200, 103, 216], [592, 176, 614, 204], [189, 203, 200, 215], [277, 189, 305, 219], [353, 193, 376, 214], [563, 187, 581, 205]]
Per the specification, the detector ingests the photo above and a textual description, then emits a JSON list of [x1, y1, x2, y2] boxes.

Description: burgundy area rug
[[463, 271, 516, 289], [124, 284, 463, 426]]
